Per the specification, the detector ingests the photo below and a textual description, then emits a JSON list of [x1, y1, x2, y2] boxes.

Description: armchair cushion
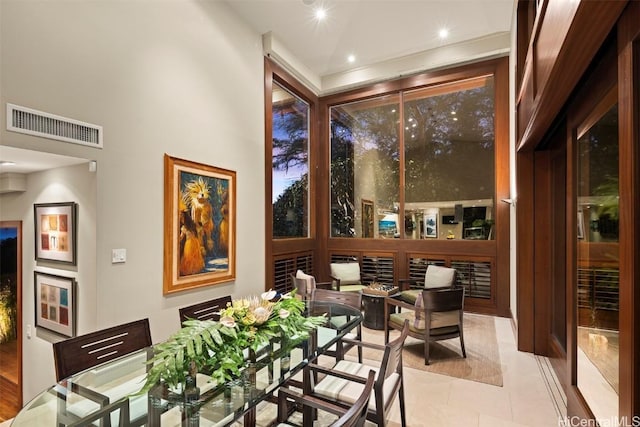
[[313, 360, 400, 412], [339, 284, 367, 293], [424, 265, 456, 289], [399, 265, 456, 303], [389, 310, 460, 332], [398, 289, 421, 304], [295, 269, 316, 294], [330, 262, 361, 285]]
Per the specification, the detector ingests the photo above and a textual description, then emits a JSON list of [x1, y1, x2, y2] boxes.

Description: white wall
[[1, 0, 265, 402], [0, 163, 97, 399]]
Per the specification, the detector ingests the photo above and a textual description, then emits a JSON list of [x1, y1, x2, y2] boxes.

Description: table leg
[[243, 407, 256, 426]]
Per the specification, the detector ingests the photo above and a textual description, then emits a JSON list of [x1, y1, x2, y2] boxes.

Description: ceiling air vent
[[6, 103, 103, 149]]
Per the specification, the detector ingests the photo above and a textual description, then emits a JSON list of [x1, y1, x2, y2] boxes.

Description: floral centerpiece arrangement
[[138, 290, 326, 395]]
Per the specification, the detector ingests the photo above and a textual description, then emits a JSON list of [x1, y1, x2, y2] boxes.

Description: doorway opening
[[0, 221, 22, 421]]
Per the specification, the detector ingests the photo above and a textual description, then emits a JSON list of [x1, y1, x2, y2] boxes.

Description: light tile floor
[[379, 315, 563, 427]]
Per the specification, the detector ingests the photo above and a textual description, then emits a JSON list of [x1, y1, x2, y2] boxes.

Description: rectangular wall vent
[[6, 103, 103, 149]]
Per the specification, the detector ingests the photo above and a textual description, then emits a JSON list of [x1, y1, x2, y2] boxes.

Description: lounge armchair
[[329, 262, 375, 293], [397, 264, 456, 304], [384, 287, 466, 365]]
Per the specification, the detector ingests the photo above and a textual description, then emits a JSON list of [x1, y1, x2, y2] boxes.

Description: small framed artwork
[[361, 199, 374, 238], [34, 202, 77, 265], [425, 213, 438, 238], [163, 154, 236, 295], [34, 271, 76, 337]]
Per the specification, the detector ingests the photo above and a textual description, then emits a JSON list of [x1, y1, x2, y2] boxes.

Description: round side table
[[362, 292, 398, 330]]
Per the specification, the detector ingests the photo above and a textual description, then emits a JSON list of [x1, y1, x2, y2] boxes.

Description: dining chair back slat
[[179, 295, 232, 324], [53, 318, 152, 382]]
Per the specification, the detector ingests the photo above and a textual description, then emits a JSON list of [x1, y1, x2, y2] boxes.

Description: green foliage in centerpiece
[[138, 290, 326, 394]]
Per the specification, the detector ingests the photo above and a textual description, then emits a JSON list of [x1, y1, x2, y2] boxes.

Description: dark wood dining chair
[[277, 370, 375, 427], [310, 288, 363, 363], [53, 318, 152, 381], [384, 287, 466, 365], [178, 295, 232, 324], [290, 270, 333, 300], [52, 318, 152, 427], [302, 321, 409, 427]]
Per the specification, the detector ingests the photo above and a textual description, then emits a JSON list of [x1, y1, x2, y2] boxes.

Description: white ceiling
[[0, 146, 88, 175], [225, 0, 514, 80], [1, 1, 514, 175]]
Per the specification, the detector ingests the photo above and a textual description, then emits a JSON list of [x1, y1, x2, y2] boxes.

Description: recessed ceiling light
[[438, 28, 449, 39], [315, 8, 326, 20], [0, 161, 16, 166], [347, 54, 356, 63]]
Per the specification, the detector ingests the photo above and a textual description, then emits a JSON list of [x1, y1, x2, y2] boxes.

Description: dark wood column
[[617, 0, 640, 418]]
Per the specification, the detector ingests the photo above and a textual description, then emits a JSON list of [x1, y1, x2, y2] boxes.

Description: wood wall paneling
[[617, 0, 640, 417], [515, 149, 535, 353], [517, 1, 627, 152], [533, 150, 551, 356], [494, 57, 512, 317]]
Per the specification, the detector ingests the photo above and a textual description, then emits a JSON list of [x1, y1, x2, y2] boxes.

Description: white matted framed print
[[34, 272, 77, 337], [34, 202, 77, 265], [424, 213, 438, 238]]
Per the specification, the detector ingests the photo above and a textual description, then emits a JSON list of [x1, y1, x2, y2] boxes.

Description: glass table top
[[13, 301, 362, 427]]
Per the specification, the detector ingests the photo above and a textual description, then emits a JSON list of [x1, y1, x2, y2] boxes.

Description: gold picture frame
[[163, 154, 236, 295]]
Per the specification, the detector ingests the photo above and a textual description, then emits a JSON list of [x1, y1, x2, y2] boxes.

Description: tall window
[[329, 95, 400, 238], [404, 77, 495, 240], [272, 82, 310, 239], [329, 75, 496, 240]]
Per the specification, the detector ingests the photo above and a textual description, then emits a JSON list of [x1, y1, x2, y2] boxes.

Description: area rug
[[357, 313, 503, 387]]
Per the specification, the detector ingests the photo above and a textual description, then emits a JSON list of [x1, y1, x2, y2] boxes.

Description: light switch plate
[[112, 248, 126, 263]]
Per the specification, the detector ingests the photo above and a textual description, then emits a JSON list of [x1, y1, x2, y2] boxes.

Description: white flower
[[261, 290, 277, 301], [253, 306, 271, 324], [220, 316, 236, 328], [279, 309, 290, 319], [281, 292, 292, 299]]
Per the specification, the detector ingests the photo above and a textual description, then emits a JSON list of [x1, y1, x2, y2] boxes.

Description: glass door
[[575, 88, 619, 421]]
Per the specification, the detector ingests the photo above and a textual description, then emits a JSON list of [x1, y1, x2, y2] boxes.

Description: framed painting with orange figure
[[34, 271, 76, 337], [34, 202, 77, 265], [163, 154, 236, 294]]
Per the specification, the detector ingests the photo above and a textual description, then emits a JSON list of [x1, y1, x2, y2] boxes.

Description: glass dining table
[[12, 301, 361, 427]]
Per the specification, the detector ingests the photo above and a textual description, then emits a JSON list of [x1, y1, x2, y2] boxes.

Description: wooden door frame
[[0, 220, 22, 412]]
